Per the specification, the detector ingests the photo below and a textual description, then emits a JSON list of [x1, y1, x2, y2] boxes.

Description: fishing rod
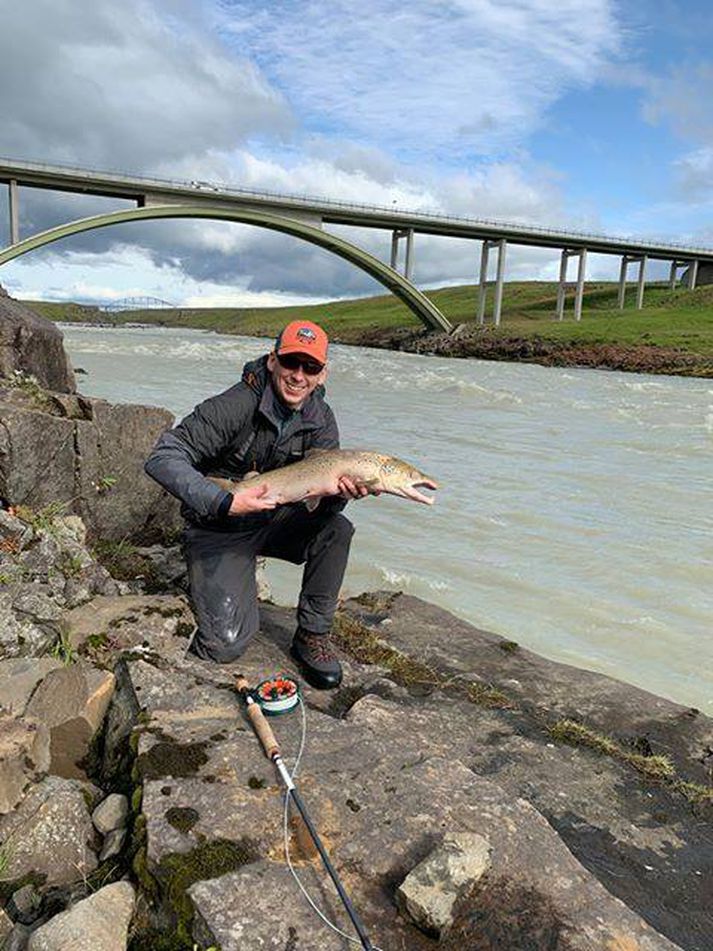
[[235, 675, 375, 951]]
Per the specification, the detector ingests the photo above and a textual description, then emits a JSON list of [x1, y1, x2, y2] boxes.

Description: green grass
[[31, 279, 713, 360]]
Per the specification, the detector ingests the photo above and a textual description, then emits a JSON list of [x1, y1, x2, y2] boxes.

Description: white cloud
[[218, 0, 622, 157], [0, 0, 291, 170]]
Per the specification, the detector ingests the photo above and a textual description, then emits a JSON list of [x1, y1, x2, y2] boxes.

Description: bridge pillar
[[8, 180, 19, 245], [493, 238, 507, 326], [574, 247, 587, 321], [635, 254, 648, 310], [390, 228, 414, 279], [477, 240, 490, 325], [618, 255, 630, 309], [556, 249, 569, 320], [477, 238, 507, 325], [690, 259, 699, 290], [669, 260, 681, 290], [556, 247, 586, 319]]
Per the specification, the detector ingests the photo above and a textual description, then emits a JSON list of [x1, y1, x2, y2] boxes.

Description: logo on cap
[[296, 327, 317, 344]]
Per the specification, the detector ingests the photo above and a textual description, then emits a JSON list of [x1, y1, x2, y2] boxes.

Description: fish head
[[377, 457, 439, 505]]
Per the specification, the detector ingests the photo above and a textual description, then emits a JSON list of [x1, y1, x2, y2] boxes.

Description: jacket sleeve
[[144, 386, 248, 518]]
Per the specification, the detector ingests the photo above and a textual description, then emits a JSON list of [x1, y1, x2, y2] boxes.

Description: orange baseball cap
[[275, 320, 328, 365]]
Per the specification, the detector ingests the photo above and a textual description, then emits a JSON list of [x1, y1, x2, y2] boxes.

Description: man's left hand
[[337, 476, 380, 500]]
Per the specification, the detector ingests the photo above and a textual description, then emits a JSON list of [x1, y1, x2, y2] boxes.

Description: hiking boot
[[290, 628, 343, 690]]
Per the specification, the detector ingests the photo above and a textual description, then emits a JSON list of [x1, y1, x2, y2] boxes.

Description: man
[[144, 319, 367, 689]]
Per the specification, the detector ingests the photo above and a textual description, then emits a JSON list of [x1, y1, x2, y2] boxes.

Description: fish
[[207, 449, 438, 510]]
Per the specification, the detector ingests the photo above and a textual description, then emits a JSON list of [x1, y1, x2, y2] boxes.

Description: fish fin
[[304, 448, 329, 458], [361, 478, 380, 490], [304, 498, 321, 512]]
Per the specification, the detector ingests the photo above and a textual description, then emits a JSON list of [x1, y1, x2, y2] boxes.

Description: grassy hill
[[30, 280, 713, 374]]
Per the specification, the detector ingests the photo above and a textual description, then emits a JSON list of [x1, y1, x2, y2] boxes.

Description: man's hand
[[228, 483, 276, 516], [337, 476, 380, 500]]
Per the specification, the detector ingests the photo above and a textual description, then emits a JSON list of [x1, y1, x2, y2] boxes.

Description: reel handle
[[235, 676, 280, 760]]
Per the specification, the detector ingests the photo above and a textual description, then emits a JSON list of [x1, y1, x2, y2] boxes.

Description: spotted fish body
[[208, 449, 438, 509]]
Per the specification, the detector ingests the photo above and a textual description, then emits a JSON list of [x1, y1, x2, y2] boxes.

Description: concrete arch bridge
[[2, 158, 713, 330]]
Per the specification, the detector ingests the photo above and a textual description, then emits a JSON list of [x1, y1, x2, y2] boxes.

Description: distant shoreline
[[40, 277, 713, 379]]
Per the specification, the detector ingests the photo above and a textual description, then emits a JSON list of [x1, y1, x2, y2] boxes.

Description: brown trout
[[207, 449, 438, 510]]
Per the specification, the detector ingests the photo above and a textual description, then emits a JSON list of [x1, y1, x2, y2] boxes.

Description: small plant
[[6, 369, 49, 406], [58, 552, 84, 577], [93, 475, 118, 494], [15, 500, 69, 535], [51, 630, 77, 667]]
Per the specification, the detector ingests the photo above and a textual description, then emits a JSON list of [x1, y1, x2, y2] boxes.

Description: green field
[[30, 280, 713, 362]]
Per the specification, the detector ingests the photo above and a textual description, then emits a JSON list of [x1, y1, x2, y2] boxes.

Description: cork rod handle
[[235, 676, 280, 760]]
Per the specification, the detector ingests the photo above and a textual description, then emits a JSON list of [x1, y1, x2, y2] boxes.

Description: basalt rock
[[0, 714, 50, 814], [0, 288, 75, 393], [0, 775, 100, 888], [0, 383, 181, 543], [26, 880, 135, 951]]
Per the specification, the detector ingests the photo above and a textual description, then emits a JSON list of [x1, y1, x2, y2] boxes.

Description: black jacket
[[144, 355, 342, 527]]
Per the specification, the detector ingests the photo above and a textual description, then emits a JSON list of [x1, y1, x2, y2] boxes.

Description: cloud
[[0, 0, 292, 171], [0, 0, 632, 304], [218, 0, 622, 158]]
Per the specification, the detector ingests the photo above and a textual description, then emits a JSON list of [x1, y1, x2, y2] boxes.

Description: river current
[[59, 324, 712, 711]]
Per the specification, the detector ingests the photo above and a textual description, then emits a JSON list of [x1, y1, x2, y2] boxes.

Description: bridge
[[2, 157, 713, 330], [100, 296, 177, 313]]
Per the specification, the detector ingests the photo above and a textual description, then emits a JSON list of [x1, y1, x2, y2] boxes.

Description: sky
[[1, 0, 713, 308]]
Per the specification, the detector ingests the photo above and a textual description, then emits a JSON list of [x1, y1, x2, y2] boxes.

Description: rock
[[92, 794, 128, 835], [8, 883, 42, 924], [27, 881, 135, 951], [0, 508, 32, 549], [0, 658, 61, 716], [0, 776, 99, 887], [131, 544, 188, 591], [3, 922, 30, 951], [0, 387, 180, 543], [98, 828, 127, 863], [0, 290, 75, 393], [0, 593, 56, 659], [0, 907, 13, 944], [60, 594, 195, 662], [396, 832, 491, 937], [0, 714, 50, 813], [24, 664, 115, 779]]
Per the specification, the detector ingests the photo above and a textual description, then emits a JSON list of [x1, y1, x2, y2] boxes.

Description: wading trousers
[[183, 504, 354, 663]]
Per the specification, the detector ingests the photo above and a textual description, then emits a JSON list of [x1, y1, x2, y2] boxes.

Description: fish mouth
[[403, 478, 439, 505]]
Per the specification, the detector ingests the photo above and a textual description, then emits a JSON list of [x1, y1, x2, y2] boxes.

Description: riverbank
[[31, 280, 713, 377]]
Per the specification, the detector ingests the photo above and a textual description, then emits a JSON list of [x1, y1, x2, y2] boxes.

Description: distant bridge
[[1, 157, 713, 329], [100, 296, 177, 313]]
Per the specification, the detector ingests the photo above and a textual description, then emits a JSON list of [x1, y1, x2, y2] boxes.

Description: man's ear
[[267, 351, 277, 371]]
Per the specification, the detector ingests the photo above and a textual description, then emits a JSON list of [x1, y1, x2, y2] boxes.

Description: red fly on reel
[[254, 675, 300, 716]]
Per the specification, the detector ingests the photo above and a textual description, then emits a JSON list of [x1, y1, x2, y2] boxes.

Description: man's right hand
[[228, 483, 277, 516]]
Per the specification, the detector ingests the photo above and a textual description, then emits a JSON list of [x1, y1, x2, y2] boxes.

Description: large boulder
[[0, 383, 180, 542], [27, 881, 135, 951], [0, 287, 75, 393]]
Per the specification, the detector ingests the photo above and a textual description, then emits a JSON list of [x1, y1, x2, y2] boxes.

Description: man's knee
[[314, 512, 355, 552], [189, 623, 257, 664]]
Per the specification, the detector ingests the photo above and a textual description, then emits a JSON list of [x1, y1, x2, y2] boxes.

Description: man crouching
[[144, 320, 368, 688]]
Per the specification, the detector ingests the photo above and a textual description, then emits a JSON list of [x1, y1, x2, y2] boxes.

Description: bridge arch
[[0, 204, 452, 333]]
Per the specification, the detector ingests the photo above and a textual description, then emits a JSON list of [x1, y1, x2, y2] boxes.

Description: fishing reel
[[252, 674, 301, 716]]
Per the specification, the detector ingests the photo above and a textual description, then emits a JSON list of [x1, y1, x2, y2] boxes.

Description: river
[[59, 323, 713, 711]]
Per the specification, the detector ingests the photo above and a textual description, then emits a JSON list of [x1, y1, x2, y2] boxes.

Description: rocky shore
[[344, 324, 713, 377], [1, 289, 711, 950]]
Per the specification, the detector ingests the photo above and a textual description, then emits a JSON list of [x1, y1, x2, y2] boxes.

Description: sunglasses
[[276, 353, 324, 376]]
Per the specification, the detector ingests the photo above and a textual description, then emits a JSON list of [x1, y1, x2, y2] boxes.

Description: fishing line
[[235, 674, 381, 950], [281, 694, 385, 950]]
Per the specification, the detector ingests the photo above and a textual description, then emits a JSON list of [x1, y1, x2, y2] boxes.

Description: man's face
[[267, 351, 327, 409]]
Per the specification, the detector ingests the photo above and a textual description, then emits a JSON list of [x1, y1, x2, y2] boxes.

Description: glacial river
[[59, 323, 713, 711]]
